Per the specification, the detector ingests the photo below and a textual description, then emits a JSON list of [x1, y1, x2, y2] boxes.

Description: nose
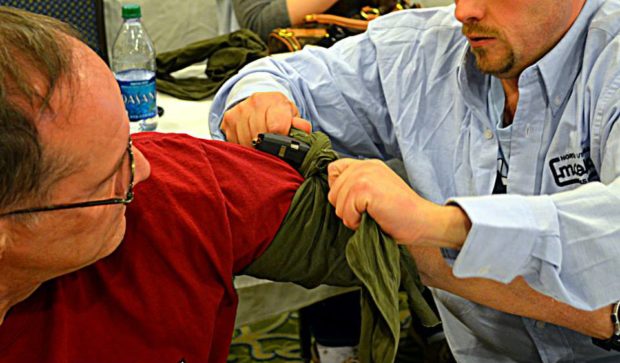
[[132, 146, 151, 185], [454, 0, 485, 24]]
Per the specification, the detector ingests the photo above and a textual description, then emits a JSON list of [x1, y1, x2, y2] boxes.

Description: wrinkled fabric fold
[[243, 130, 439, 363], [156, 29, 268, 100]]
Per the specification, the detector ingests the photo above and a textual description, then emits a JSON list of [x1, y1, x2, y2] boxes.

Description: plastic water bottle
[[112, 4, 157, 133]]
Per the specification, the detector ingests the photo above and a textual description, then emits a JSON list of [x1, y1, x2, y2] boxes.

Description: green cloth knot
[[243, 131, 440, 363]]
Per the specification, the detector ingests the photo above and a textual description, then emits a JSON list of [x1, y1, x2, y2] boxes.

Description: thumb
[[291, 117, 312, 134], [327, 158, 356, 188]]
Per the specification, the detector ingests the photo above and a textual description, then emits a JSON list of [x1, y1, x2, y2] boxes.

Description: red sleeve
[[0, 132, 304, 363], [132, 132, 304, 273]]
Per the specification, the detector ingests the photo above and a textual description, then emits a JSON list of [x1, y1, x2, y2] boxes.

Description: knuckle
[[247, 94, 260, 107], [221, 112, 234, 127], [267, 118, 290, 135], [327, 162, 337, 175], [355, 175, 373, 190]]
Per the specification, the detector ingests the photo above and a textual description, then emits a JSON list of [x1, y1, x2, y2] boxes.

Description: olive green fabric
[[243, 130, 440, 363], [155, 29, 268, 100]]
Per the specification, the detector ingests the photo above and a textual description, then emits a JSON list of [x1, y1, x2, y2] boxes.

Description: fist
[[221, 92, 312, 146]]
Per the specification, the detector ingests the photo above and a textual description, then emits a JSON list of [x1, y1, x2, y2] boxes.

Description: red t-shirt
[[0, 133, 304, 362]]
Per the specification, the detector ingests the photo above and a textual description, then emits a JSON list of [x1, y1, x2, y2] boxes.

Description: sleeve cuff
[[209, 71, 296, 140], [224, 71, 295, 110], [447, 194, 561, 283]]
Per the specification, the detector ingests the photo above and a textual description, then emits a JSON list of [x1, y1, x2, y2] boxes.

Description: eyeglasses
[[0, 137, 135, 218]]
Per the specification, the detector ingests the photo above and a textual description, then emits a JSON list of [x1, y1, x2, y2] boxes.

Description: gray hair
[[0, 6, 79, 214]]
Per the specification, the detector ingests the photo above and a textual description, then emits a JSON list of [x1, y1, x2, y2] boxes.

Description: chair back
[[0, 0, 108, 64]]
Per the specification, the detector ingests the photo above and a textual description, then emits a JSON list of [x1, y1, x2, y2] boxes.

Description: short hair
[[0, 6, 79, 214]]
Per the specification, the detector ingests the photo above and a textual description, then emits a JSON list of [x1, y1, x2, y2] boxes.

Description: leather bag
[[267, 1, 420, 54]]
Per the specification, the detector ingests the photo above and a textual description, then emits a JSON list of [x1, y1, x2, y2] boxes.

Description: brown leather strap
[[304, 13, 369, 31]]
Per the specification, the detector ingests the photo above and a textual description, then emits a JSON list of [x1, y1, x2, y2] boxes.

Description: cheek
[[74, 206, 127, 263], [98, 208, 128, 257]]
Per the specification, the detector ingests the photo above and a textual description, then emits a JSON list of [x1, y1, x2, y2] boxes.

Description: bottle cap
[[121, 4, 142, 19]]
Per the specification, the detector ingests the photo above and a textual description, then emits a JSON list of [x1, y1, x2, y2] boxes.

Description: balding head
[[0, 6, 80, 215]]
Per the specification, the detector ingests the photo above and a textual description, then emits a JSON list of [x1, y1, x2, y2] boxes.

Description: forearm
[[210, 36, 392, 157], [417, 204, 470, 249], [448, 178, 620, 311], [408, 246, 614, 339], [287, 0, 340, 25]]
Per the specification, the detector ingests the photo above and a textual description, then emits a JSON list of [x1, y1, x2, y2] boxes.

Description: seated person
[[0, 7, 615, 363], [219, 0, 400, 40], [0, 7, 301, 362], [0, 7, 433, 363]]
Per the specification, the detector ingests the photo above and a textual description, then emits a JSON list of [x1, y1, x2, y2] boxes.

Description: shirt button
[[525, 125, 531, 137], [554, 96, 562, 106], [484, 129, 494, 140], [535, 321, 546, 329]]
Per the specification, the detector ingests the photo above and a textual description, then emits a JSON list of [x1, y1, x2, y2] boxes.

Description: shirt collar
[[457, 49, 490, 114], [457, 0, 602, 116], [536, 0, 601, 115]]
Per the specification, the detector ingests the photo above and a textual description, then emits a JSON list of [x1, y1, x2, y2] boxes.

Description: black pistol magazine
[[252, 133, 310, 171]]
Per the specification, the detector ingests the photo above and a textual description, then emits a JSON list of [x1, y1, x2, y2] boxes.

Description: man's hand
[[220, 92, 312, 146], [327, 158, 470, 248]]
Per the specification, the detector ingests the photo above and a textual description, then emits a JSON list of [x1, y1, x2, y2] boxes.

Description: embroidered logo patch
[[548, 147, 599, 187]]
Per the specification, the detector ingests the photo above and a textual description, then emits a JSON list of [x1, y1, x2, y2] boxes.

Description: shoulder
[[368, 6, 463, 44], [583, 1, 620, 102], [360, 6, 466, 87], [583, 0, 620, 64], [589, 0, 620, 37], [365, 7, 466, 66], [370, 5, 460, 30]]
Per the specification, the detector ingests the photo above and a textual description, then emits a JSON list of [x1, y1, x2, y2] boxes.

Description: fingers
[[330, 158, 444, 246], [327, 158, 354, 189], [266, 103, 296, 136], [328, 159, 367, 230], [220, 92, 301, 146], [291, 117, 312, 134]]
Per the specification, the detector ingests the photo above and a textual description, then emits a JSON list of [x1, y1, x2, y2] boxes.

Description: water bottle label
[[117, 75, 157, 121]]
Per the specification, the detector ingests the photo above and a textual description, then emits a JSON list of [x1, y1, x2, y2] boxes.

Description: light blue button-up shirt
[[211, 1, 620, 361]]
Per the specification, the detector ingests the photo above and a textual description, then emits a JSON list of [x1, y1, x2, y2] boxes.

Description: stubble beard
[[471, 45, 517, 77], [463, 23, 517, 77]]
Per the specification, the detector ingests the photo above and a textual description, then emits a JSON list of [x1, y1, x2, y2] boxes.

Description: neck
[[0, 281, 40, 325], [500, 78, 519, 126]]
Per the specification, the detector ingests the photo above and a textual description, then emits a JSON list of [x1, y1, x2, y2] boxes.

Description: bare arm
[[286, 0, 340, 25], [231, 0, 339, 40], [408, 246, 614, 339]]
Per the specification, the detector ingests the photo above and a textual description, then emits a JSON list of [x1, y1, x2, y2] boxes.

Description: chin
[[97, 216, 127, 260], [472, 47, 516, 76]]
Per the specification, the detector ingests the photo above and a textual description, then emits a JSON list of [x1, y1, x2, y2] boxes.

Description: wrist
[[592, 301, 620, 350], [422, 205, 471, 249], [594, 304, 616, 339]]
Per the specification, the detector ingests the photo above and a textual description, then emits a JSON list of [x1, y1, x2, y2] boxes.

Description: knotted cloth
[[244, 130, 440, 363]]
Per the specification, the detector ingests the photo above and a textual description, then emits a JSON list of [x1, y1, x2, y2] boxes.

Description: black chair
[[0, 0, 108, 64]]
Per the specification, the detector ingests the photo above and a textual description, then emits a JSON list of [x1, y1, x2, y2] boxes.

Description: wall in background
[[104, 0, 219, 56], [103, 0, 452, 60]]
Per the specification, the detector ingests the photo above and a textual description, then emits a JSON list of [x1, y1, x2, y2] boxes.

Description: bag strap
[[304, 13, 369, 31]]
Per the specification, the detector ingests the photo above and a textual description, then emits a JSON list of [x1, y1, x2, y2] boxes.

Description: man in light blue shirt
[[210, 0, 620, 361]]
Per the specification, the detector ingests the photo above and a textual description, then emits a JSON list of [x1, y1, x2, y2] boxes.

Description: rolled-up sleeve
[[209, 32, 397, 159], [450, 83, 620, 311]]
